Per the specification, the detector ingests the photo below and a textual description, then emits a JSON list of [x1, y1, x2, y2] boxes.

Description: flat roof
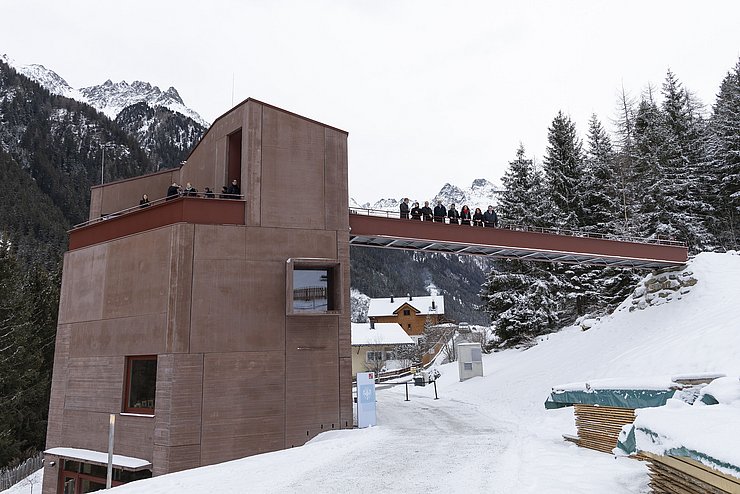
[[45, 447, 152, 471]]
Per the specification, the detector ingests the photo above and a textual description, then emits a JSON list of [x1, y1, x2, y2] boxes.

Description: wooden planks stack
[[572, 404, 636, 454], [642, 452, 740, 494]]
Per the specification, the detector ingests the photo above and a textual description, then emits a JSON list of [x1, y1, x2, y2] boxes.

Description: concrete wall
[[45, 100, 350, 493]]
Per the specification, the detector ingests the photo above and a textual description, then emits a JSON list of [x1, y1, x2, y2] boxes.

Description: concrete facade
[[43, 99, 351, 493]]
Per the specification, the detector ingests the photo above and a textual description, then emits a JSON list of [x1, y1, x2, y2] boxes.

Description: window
[[124, 356, 157, 414], [366, 351, 383, 362], [403, 309, 411, 316], [287, 259, 342, 315], [293, 268, 332, 312], [385, 351, 396, 361], [463, 362, 473, 371]]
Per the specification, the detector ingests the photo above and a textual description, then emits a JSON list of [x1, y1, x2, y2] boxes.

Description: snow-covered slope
[[1, 54, 208, 127], [351, 178, 503, 212], [71, 252, 737, 494]]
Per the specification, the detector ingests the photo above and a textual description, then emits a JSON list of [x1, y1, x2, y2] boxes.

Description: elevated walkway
[[349, 208, 688, 269]]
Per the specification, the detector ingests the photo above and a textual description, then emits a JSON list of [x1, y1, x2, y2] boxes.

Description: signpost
[[356, 372, 377, 428]]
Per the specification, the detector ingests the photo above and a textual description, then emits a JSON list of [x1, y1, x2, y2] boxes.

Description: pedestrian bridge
[[349, 208, 688, 269]]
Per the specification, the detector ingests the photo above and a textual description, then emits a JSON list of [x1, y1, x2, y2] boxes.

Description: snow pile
[[632, 381, 740, 478]]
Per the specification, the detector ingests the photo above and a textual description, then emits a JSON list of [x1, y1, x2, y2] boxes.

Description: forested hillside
[[0, 60, 157, 467]]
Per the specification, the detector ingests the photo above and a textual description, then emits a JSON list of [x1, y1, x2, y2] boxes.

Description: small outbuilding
[[351, 322, 414, 377]]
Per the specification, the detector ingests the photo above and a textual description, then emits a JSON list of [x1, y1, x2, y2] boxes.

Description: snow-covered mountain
[[1, 54, 208, 127], [350, 178, 503, 212]]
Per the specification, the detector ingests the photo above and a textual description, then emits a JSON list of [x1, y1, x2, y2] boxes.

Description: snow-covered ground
[[5, 252, 739, 493]]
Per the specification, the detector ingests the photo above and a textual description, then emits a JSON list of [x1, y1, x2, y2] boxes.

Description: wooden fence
[[0, 452, 43, 490]]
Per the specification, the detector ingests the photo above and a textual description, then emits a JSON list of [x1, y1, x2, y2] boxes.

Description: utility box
[[457, 342, 483, 381]]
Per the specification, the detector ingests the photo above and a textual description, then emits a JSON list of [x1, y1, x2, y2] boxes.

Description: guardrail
[[349, 207, 686, 247], [72, 193, 245, 230]]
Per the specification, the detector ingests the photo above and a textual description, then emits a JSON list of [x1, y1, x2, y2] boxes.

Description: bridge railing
[[349, 207, 686, 247], [71, 193, 245, 230]]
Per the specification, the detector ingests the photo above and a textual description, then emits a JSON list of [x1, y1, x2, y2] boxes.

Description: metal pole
[[106, 413, 115, 489], [101, 147, 106, 185], [405, 381, 409, 401], [433, 379, 439, 400]]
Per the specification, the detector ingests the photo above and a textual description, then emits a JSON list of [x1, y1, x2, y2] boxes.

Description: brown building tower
[[42, 99, 351, 493]]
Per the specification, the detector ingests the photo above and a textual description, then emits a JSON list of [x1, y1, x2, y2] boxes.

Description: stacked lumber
[[572, 404, 635, 454], [642, 452, 740, 494]]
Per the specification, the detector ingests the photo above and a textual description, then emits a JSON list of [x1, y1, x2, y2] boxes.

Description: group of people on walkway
[[160, 179, 241, 201], [399, 199, 498, 227], [137, 179, 242, 208]]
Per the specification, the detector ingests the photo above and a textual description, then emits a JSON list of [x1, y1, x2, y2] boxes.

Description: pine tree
[[707, 59, 740, 249], [581, 114, 624, 233], [479, 259, 562, 346], [542, 111, 585, 228], [632, 89, 669, 239], [659, 70, 714, 252], [498, 144, 547, 227]]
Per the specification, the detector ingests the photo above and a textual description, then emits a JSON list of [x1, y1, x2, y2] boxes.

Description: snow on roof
[[367, 295, 444, 317], [552, 375, 682, 392], [45, 447, 152, 470], [351, 323, 414, 346]]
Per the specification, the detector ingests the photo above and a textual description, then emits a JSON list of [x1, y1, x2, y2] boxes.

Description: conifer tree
[[581, 114, 624, 233], [659, 70, 714, 252], [480, 258, 563, 346], [498, 144, 547, 227], [707, 59, 740, 249], [542, 111, 585, 228]]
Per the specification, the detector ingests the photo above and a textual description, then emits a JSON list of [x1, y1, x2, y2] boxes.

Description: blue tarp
[[544, 388, 676, 410]]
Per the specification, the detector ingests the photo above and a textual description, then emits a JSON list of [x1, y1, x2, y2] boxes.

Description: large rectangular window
[[123, 356, 157, 414]]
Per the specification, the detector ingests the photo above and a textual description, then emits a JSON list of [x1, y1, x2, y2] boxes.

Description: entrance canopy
[[45, 447, 152, 472]]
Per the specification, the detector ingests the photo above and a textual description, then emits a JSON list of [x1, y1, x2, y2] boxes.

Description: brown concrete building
[[367, 295, 445, 344], [42, 99, 351, 493]]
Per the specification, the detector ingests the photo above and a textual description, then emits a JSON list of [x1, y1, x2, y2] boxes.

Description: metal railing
[[349, 207, 687, 247], [72, 192, 245, 230]]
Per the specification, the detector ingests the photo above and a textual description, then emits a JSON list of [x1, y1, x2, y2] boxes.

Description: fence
[[0, 452, 43, 490]]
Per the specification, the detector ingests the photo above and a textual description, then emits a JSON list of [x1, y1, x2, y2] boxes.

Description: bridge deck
[[349, 212, 688, 269]]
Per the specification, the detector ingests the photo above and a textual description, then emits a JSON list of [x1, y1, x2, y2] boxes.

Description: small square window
[[124, 356, 157, 414], [403, 309, 411, 316], [463, 362, 473, 371]]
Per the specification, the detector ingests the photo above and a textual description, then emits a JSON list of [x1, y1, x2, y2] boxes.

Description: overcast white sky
[[3, 0, 739, 204]]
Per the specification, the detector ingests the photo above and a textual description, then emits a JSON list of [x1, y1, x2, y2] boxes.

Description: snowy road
[[283, 386, 510, 493]]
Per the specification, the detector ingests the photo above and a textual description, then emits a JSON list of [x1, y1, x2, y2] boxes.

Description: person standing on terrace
[[227, 179, 240, 198], [400, 198, 410, 219], [166, 182, 180, 200]]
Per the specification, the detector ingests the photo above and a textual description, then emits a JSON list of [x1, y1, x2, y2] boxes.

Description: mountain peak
[[164, 86, 183, 104]]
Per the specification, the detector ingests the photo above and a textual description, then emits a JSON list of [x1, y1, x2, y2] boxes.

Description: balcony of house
[[68, 194, 246, 250]]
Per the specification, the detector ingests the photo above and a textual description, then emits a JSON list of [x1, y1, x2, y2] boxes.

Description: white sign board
[[356, 372, 377, 428]]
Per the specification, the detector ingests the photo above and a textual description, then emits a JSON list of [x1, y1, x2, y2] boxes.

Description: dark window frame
[[123, 355, 157, 415]]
